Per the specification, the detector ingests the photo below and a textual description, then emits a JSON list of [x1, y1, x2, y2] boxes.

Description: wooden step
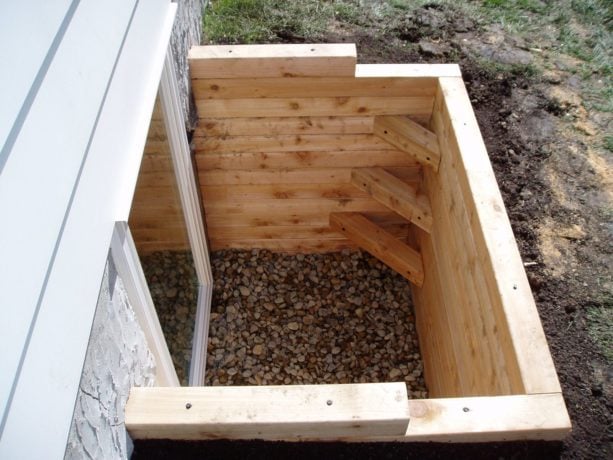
[[373, 115, 441, 170], [330, 212, 424, 286], [351, 167, 432, 233]]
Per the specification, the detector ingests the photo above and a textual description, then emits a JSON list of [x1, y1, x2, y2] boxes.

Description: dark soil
[[134, 3, 611, 459]]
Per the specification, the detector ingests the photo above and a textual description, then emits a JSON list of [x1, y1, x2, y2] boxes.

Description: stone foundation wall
[[170, 0, 206, 132], [64, 256, 156, 460]]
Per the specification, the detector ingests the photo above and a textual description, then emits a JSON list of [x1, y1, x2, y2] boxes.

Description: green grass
[[203, 0, 337, 44], [587, 300, 613, 362], [605, 135, 613, 153], [202, 0, 611, 111]]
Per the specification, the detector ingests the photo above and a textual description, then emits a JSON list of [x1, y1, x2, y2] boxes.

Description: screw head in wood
[[185, 403, 192, 409], [326, 400, 333, 406]]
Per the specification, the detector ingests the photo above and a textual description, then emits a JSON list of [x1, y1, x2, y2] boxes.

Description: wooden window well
[[125, 44, 571, 442]]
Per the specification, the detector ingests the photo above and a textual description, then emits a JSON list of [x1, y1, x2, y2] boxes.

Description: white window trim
[[111, 222, 180, 387], [158, 50, 213, 386]]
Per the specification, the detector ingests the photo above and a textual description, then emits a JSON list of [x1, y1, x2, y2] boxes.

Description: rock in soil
[[205, 249, 428, 399]]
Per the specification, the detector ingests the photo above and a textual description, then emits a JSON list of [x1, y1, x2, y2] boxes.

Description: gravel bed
[[141, 251, 198, 385], [206, 249, 428, 398]]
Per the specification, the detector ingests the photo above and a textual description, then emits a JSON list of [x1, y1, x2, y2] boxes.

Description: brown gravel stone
[[205, 249, 428, 398]]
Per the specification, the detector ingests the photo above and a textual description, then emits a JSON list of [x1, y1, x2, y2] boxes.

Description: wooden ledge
[[352, 167, 432, 233], [189, 44, 357, 79], [330, 212, 424, 286], [126, 383, 409, 440], [373, 115, 441, 170]]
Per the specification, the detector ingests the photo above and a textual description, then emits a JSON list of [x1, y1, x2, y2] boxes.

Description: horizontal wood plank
[[207, 223, 409, 241], [196, 97, 434, 119], [128, 217, 187, 230], [134, 172, 180, 187], [131, 228, 189, 244], [198, 117, 374, 137], [137, 155, 174, 173], [351, 167, 432, 233], [189, 44, 357, 79], [193, 76, 437, 99], [210, 238, 360, 252], [380, 393, 570, 442], [196, 150, 419, 170], [330, 212, 424, 286], [373, 115, 441, 170], [126, 383, 409, 440], [204, 197, 390, 215], [135, 241, 190, 254], [202, 183, 371, 202], [199, 166, 421, 186], [204, 211, 409, 229], [195, 134, 398, 154]]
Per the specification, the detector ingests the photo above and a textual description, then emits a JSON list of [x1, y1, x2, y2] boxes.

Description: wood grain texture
[[351, 167, 432, 233], [126, 383, 410, 440], [373, 115, 441, 170], [126, 390, 569, 442], [196, 96, 434, 119], [199, 166, 421, 186], [198, 117, 374, 137], [201, 183, 373, 202], [195, 134, 398, 154], [330, 212, 423, 286], [210, 238, 359, 253], [193, 76, 437, 99], [204, 197, 391, 215], [196, 150, 419, 170], [204, 211, 409, 229], [189, 44, 357, 78], [206, 223, 409, 241], [433, 77, 562, 395], [382, 393, 570, 442], [129, 98, 187, 254], [409, 227, 463, 397]]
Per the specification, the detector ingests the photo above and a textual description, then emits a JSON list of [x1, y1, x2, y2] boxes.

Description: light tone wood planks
[[207, 223, 409, 241], [193, 76, 437, 99], [196, 97, 434, 119], [126, 390, 570, 442], [195, 134, 398, 154], [351, 167, 432, 233], [204, 211, 409, 229], [198, 117, 374, 137], [385, 393, 570, 442], [330, 212, 423, 286], [409, 227, 463, 397], [196, 150, 420, 171], [126, 383, 410, 440], [204, 198, 391, 215], [210, 238, 359, 253], [199, 166, 421, 186], [189, 44, 357, 79], [131, 227, 190, 244], [408, 87, 520, 396], [189, 54, 453, 254], [202, 183, 372, 202], [129, 97, 188, 253], [433, 77, 562, 395], [373, 115, 441, 170]]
